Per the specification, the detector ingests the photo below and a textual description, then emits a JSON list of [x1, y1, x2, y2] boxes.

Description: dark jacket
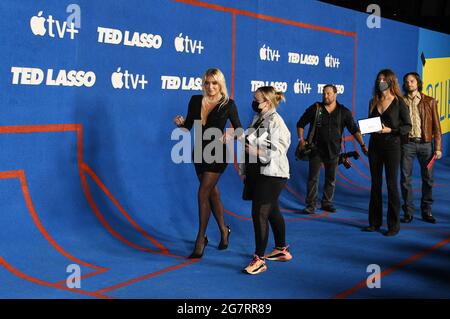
[[403, 93, 442, 151]]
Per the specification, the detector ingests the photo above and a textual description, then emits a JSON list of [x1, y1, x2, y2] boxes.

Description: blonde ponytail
[[256, 86, 285, 108]]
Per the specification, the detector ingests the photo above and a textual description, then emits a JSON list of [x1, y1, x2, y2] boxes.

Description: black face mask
[[252, 101, 262, 113]]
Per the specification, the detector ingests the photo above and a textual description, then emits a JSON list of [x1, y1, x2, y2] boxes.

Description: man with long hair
[[400, 72, 442, 224]]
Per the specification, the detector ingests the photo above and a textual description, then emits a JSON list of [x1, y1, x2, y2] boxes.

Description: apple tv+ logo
[[111, 68, 148, 90], [173, 33, 204, 54], [293, 80, 312, 95], [259, 44, 280, 62], [30, 11, 79, 40]]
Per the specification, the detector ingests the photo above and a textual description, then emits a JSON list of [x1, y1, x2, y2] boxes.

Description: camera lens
[[343, 159, 351, 169]]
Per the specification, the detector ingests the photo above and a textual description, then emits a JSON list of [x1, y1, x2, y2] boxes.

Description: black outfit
[[368, 97, 411, 233], [180, 95, 242, 175], [179, 95, 242, 258], [296, 102, 359, 209], [251, 175, 287, 257]]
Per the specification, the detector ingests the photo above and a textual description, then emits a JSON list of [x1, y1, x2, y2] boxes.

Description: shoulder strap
[[337, 105, 345, 153], [251, 111, 276, 131], [307, 103, 321, 144], [252, 116, 265, 129], [337, 105, 343, 136]]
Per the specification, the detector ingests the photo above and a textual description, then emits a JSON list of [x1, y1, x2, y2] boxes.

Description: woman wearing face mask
[[239, 86, 292, 275], [364, 69, 411, 236], [174, 68, 243, 258]]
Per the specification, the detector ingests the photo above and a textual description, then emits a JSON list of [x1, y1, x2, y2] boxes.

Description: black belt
[[409, 137, 424, 143]]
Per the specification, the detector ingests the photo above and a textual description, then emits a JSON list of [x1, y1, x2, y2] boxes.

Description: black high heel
[[188, 236, 208, 259], [218, 225, 231, 250]]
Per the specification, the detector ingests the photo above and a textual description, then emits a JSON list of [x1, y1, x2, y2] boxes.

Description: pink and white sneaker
[[265, 246, 293, 261], [242, 255, 267, 275]]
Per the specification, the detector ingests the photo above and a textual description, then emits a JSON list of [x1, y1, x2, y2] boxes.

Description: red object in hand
[[426, 154, 436, 171]]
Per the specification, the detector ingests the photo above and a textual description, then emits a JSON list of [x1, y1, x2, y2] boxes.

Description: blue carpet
[[0, 130, 449, 299]]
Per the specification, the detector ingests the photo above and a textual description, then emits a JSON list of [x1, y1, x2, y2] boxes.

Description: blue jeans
[[400, 142, 434, 217]]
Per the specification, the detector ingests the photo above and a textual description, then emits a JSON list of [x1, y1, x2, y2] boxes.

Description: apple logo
[[30, 11, 46, 36], [111, 67, 124, 89], [293, 79, 300, 94], [325, 54, 332, 68], [259, 45, 267, 61], [174, 33, 184, 52]]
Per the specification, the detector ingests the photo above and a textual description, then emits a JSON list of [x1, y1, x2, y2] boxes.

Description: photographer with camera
[[296, 84, 368, 214], [339, 151, 361, 169]]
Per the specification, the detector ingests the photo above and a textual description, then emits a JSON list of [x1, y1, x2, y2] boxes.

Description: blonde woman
[[174, 68, 243, 258], [240, 86, 292, 275]]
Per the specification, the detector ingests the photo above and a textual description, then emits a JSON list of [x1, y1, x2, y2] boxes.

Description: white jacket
[[238, 109, 291, 178]]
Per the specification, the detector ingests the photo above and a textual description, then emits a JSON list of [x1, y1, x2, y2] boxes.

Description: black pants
[[249, 174, 287, 257], [305, 153, 339, 209], [368, 135, 401, 232]]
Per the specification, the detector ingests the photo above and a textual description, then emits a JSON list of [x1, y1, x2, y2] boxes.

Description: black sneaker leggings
[[250, 174, 287, 257]]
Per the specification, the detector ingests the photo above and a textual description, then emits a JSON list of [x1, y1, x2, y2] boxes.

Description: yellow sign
[[422, 57, 450, 134]]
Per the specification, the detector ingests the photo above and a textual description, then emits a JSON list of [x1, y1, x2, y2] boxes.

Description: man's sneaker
[[242, 255, 267, 275], [265, 246, 293, 261], [321, 204, 337, 212], [422, 215, 437, 224], [301, 206, 315, 214]]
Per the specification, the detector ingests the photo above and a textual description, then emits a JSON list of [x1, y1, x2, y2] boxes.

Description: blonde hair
[[202, 68, 230, 108], [256, 86, 285, 109]]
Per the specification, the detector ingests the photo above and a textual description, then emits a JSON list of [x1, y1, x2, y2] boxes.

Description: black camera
[[338, 151, 360, 169]]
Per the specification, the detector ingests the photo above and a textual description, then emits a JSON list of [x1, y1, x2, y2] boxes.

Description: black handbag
[[295, 103, 321, 161], [241, 114, 272, 200]]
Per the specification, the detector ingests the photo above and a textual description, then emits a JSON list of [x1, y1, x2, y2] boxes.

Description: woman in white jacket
[[240, 86, 293, 275]]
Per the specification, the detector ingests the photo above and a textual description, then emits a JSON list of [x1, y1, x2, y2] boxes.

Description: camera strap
[[307, 103, 321, 145], [337, 105, 346, 153]]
